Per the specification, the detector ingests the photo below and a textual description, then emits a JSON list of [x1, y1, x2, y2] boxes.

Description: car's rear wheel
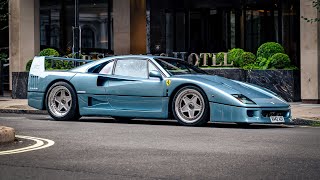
[[46, 82, 80, 121], [172, 86, 209, 126]]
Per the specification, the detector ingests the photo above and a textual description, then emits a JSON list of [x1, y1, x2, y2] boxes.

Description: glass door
[[40, 0, 113, 57]]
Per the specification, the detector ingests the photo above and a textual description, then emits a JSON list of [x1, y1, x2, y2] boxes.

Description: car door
[[71, 60, 116, 115], [105, 58, 166, 116]]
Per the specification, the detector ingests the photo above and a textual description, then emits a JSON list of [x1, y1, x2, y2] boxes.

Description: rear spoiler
[[29, 56, 93, 76]]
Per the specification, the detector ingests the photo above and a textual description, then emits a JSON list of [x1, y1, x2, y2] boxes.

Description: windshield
[[155, 58, 207, 75]]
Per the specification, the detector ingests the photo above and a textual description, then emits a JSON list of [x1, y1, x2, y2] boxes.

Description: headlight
[[231, 94, 256, 104]]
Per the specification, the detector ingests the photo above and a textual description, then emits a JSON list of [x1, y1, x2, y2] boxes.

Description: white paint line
[[0, 135, 55, 155], [0, 138, 44, 154]]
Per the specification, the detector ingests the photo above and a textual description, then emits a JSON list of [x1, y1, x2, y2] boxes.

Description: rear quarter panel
[[28, 71, 77, 110]]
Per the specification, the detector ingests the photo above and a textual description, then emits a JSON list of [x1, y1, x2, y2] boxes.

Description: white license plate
[[270, 116, 285, 123]]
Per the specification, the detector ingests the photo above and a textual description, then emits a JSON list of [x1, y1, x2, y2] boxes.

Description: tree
[[301, 0, 320, 23], [0, 0, 8, 30]]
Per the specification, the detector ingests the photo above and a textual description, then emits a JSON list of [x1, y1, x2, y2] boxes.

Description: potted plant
[[201, 42, 300, 101], [12, 48, 60, 99]]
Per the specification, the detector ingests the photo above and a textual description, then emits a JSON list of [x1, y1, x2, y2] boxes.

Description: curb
[[0, 109, 48, 115], [0, 126, 15, 143], [291, 118, 320, 126]]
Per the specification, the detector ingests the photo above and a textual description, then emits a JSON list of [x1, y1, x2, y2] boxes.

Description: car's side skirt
[[77, 94, 169, 119]]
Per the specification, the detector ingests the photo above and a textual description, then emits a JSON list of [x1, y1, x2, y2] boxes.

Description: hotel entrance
[[148, 0, 299, 66]]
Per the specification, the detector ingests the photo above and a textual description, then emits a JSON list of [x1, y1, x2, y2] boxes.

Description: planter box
[[12, 70, 301, 102], [202, 68, 246, 82], [12, 72, 29, 99], [246, 70, 300, 102], [202, 68, 300, 102]]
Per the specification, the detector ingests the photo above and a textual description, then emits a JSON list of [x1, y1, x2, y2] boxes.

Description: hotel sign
[[156, 52, 234, 67]]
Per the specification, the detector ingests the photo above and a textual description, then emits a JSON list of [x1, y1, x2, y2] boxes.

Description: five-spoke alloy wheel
[[172, 86, 209, 126], [46, 82, 80, 121]]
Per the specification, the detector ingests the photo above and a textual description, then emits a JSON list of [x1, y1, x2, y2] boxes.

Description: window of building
[[40, 0, 113, 56], [82, 27, 95, 48], [148, 0, 300, 66]]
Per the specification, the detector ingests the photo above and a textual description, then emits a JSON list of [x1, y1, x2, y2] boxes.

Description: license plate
[[270, 116, 285, 123]]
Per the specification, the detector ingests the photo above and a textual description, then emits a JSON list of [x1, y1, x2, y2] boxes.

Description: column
[[113, 0, 146, 55], [130, 0, 146, 54], [99, 13, 108, 49], [300, 0, 320, 103], [113, 0, 131, 55], [9, 0, 40, 90]]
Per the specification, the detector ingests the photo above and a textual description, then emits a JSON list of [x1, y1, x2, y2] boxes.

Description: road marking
[[0, 135, 55, 155]]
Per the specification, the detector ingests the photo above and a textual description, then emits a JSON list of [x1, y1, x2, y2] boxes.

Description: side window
[[99, 61, 114, 75], [114, 59, 148, 78], [88, 60, 114, 74], [148, 61, 159, 73]]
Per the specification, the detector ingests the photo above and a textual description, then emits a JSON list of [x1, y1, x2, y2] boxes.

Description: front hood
[[174, 74, 289, 107]]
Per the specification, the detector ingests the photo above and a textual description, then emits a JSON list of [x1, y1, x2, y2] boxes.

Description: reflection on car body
[[28, 55, 291, 126]]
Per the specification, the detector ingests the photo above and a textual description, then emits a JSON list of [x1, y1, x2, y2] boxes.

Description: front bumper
[[209, 102, 291, 124]]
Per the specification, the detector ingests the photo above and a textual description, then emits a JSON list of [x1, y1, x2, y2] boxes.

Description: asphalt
[[0, 113, 320, 179]]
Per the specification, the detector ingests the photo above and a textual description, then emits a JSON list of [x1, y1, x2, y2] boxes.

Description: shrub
[[227, 48, 244, 67], [269, 53, 291, 69], [0, 53, 8, 62], [242, 64, 260, 70], [38, 48, 60, 70], [215, 52, 225, 65], [240, 52, 256, 67], [256, 57, 266, 65], [256, 42, 285, 59], [257, 57, 270, 70], [39, 48, 60, 57], [26, 59, 33, 71]]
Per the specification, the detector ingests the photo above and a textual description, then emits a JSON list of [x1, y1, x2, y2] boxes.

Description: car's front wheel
[[46, 82, 80, 121], [172, 86, 209, 126]]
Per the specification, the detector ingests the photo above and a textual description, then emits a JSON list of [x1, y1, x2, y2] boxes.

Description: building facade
[[7, 0, 320, 103]]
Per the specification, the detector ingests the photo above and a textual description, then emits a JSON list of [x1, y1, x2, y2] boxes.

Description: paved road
[[0, 113, 319, 179]]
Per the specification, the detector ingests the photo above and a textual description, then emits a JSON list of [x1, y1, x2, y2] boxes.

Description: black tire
[[172, 86, 209, 126], [45, 82, 81, 121]]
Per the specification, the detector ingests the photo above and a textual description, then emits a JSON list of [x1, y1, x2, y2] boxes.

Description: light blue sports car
[[28, 55, 291, 126]]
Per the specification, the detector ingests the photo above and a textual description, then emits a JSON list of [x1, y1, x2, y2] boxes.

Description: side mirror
[[149, 70, 163, 80]]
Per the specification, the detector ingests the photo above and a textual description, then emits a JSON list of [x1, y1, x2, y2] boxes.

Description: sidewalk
[[0, 97, 46, 114], [0, 97, 319, 122]]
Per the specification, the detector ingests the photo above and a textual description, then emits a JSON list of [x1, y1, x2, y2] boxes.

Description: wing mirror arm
[[149, 71, 163, 80]]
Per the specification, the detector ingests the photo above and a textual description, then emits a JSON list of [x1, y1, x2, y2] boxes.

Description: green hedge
[[26, 48, 61, 71], [39, 48, 60, 57], [256, 42, 285, 59], [215, 52, 225, 65], [228, 48, 244, 67], [269, 53, 291, 69], [240, 52, 256, 67]]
